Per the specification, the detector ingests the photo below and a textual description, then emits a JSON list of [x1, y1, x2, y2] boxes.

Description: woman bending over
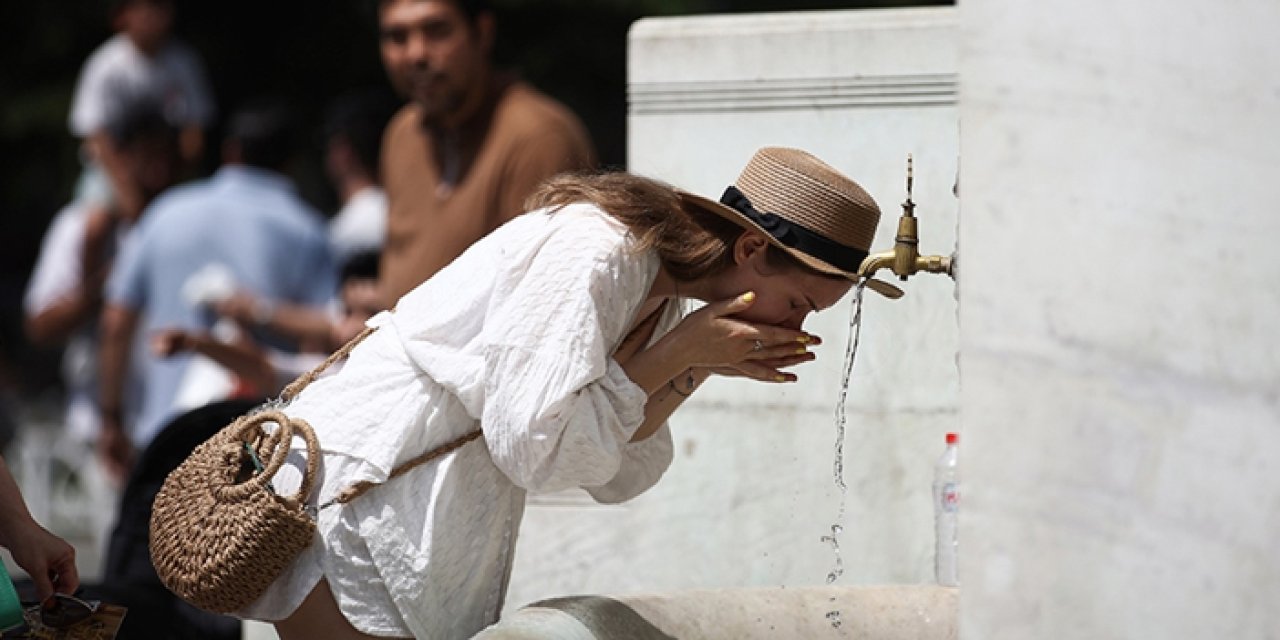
[[238, 147, 889, 639]]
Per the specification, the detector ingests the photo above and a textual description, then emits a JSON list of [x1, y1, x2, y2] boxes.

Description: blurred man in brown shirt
[[377, 0, 595, 302]]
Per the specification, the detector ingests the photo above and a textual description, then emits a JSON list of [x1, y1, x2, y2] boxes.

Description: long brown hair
[[527, 171, 837, 285], [525, 171, 747, 282]]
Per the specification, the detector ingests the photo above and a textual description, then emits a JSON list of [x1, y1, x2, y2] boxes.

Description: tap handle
[[903, 154, 916, 217], [907, 154, 913, 199]]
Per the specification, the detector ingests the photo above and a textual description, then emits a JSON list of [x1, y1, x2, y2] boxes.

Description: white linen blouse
[[237, 203, 680, 638]]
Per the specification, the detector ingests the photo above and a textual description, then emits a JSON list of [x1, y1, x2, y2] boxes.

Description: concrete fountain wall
[[505, 6, 963, 618], [957, 0, 1280, 637]]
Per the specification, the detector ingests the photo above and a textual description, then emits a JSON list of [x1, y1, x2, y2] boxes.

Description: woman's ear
[[733, 231, 772, 271]]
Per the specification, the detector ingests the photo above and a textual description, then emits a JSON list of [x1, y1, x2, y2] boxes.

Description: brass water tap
[[858, 155, 954, 286]]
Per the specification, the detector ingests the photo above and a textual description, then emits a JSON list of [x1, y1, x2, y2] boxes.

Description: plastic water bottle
[[933, 432, 959, 586]]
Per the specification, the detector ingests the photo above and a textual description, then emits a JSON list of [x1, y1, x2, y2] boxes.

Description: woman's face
[[714, 233, 854, 330]]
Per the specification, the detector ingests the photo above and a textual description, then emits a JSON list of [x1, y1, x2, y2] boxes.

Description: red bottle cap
[[945, 433, 958, 444]]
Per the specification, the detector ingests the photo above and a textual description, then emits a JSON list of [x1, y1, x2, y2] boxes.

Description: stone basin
[[473, 585, 957, 639]]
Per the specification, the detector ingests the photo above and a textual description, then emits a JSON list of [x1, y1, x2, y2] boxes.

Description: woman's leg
[[274, 579, 410, 640]]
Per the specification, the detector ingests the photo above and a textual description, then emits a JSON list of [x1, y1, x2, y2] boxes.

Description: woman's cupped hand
[[668, 292, 820, 383]]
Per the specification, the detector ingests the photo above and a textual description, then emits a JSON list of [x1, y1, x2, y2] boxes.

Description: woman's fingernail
[[795, 347, 808, 355], [796, 335, 810, 344], [774, 374, 787, 382], [741, 292, 756, 303]]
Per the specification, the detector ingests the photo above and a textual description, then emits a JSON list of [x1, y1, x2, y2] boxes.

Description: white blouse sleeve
[[582, 423, 674, 504], [581, 301, 683, 504], [478, 216, 671, 495]]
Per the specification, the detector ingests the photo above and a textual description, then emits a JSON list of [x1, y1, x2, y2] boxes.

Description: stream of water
[[823, 280, 867, 626]]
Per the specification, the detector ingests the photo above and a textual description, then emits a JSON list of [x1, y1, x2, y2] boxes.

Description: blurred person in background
[[209, 92, 397, 350], [97, 100, 335, 483], [375, 0, 596, 303], [323, 90, 398, 266], [25, 102, 182, 464], [69, 0, 214, 215]]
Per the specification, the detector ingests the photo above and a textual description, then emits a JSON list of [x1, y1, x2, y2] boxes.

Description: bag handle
[[216, 410, 320, 507]]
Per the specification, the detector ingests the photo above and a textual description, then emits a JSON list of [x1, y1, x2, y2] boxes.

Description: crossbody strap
[[275, 324, 483, 514], [279, 326, 377, 403], [317, 429, 483, 511]]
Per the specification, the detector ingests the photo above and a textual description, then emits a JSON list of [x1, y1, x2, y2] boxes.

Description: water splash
[[826, 610, 843, 629], [824, 281, 866, 584], [819, 523, 844, 584]]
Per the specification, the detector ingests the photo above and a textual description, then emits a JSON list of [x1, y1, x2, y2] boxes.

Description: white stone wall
[[958, 0, 1280, 637], [506, 7, 961, 611]]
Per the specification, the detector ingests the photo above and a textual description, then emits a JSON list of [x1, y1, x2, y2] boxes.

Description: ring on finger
[[752, 339, 764, 352]]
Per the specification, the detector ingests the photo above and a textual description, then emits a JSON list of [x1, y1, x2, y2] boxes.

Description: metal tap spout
[[857, 155, 954, 285]]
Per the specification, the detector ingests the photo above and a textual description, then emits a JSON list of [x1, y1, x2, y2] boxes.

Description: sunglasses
[[0, 593, 100, 634]]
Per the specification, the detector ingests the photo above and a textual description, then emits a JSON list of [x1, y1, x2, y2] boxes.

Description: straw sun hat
[[678, 147, 901, 298]]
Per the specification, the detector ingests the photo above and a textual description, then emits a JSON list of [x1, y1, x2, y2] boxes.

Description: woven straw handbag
[[150, 327, 481, 613]]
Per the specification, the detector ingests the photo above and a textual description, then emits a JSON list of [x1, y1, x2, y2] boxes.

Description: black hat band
[[720, 186, 867, 273]]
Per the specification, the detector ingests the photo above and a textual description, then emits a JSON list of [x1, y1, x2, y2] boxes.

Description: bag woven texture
[[150, 408, 320, 613]]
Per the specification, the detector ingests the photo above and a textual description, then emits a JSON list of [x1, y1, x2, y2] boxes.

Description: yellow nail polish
[[741, 291, 756, 303], [795, 347, 808, 355], [775, 374, 787, 382], [796, 335, 810, 344]]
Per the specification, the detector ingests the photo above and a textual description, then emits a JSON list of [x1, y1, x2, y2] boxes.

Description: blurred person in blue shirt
[[208, 92, 396, 351], [97, 100, 336, 482]]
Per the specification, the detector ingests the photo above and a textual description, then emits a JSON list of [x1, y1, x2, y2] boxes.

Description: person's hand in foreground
[[0, 459, 80, 602]]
